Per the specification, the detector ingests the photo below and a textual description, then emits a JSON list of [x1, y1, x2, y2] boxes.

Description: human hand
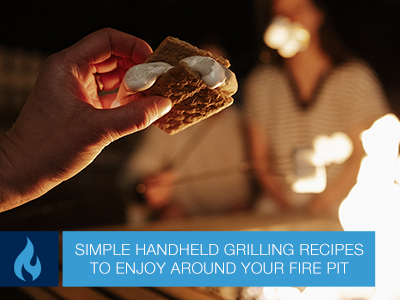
[[0, 28, 172, 211], [142, 170, 178, 209]]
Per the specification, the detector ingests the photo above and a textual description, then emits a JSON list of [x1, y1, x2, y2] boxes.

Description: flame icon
[[14, 237, 41, 281]]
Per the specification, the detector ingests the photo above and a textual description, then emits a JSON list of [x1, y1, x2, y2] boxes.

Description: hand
[[142, 170, 178, 209], [0, 28, 172, 211]]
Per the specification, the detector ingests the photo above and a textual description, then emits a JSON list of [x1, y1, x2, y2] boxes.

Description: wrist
[[0, 119, 75, 211], [0, 130, 48, 211]]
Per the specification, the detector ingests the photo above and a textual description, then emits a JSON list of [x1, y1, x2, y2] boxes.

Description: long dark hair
[[312, 0, 355, 64]]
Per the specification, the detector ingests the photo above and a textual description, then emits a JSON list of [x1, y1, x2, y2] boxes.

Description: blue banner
[[62, 231, 375, 287], [0, 231, 59, 287]]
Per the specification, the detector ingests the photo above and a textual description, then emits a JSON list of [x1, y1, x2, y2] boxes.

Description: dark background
[[0, 0, 399, 230], [1, 0, 400, 103]]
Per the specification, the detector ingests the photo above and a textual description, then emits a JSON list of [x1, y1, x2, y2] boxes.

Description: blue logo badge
[[14, 237, 42, 281], [0, 231, 59, 287]]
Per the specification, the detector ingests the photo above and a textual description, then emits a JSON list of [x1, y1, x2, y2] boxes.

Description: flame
[[244, 114, 400, 299], [339, 113, 400, 299], [14, 237, 41, 281]]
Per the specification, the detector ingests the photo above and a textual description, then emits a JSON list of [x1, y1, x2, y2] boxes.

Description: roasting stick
[[135, 114, 253, 195], [135, 160, 264, 194]]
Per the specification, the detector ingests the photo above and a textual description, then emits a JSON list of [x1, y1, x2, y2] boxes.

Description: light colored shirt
[[243, 60, 390, 207]]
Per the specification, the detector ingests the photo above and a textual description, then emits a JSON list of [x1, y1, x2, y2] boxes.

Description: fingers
[[97, 93, 116, 109], [72, 28, 152, 67], [93, 55, 118, 73], [45, 28, 170, 140], [129, 97, 171, 130], [94, 56, 136, 92], [70, 29, 152, 94], [102, 95, 172, 139], [96, 69, 123, 91]]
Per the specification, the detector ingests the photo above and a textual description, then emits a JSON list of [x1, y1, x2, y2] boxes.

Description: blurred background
[[0, 0, 399, 230]]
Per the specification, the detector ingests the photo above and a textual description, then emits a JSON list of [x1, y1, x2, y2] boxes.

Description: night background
[[1, 0, 400, 105], [0, 3, 399, 299], [0, 0, 400, 230]]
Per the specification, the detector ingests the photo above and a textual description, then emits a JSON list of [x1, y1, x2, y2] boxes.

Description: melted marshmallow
[[180, 56, 237, 95], [114, 62, 173, 107], [180, 56, 225, 89], [124, 62, 173, 92], [114, 56, 237, 106]]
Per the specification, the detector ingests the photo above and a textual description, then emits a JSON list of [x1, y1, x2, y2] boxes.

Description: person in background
[[243, 0, 391, 216], [120, 41, 254, 222], [0, 28, 172, 212], [120, 106, 254, 221]]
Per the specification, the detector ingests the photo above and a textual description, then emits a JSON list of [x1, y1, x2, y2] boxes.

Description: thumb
[[103, 96, 172, 139]]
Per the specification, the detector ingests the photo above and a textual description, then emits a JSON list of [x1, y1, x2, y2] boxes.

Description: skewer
[[135, 160, 263, 195]]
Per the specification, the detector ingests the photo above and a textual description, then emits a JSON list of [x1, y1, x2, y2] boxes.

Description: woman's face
[[272, 0, 324, 37]]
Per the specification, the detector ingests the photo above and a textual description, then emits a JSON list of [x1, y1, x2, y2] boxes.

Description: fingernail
[[156, 98, 172, 117]]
